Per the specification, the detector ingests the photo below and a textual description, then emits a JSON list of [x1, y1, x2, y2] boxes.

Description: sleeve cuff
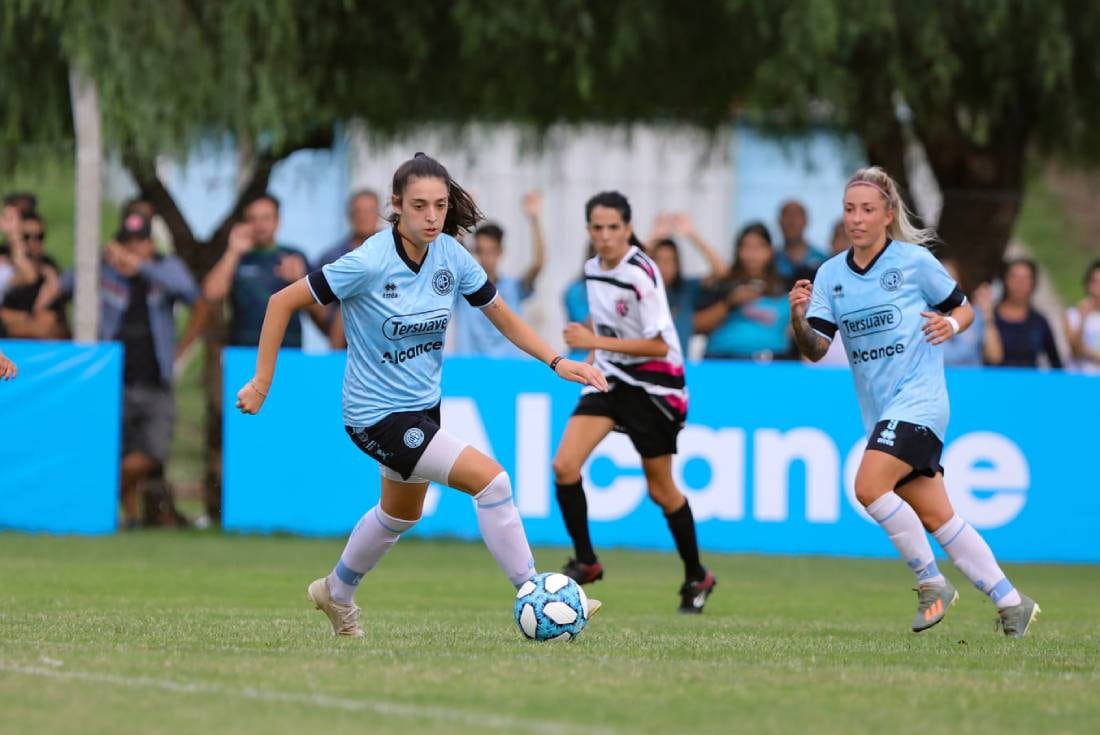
[[463, 279, 497, 308], [808, 316, 837, 341], [307, 270, 337, 305], [933, 287, 967, 313]]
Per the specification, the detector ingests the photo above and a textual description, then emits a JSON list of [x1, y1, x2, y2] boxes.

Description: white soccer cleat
[[308, 577, 364, 637], [586, 597, 603, 619]]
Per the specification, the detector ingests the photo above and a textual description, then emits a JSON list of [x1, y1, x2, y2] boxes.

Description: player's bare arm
[[789, 279, 830, 361]]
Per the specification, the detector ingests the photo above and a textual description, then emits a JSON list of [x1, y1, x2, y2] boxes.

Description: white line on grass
[[0, 661, 620, 735]]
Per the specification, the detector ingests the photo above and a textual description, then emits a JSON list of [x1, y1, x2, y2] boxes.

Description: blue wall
[[223, 351, 1100, 563], [0, 341, 121, 534]]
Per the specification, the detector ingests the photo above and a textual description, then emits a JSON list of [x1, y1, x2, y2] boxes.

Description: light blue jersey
[[807, 240, 965, 440], [308, 227, 495, 427], [452, 275, 532, 357]]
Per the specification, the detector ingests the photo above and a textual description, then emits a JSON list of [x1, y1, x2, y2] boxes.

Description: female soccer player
[[555, 191, 716, 614], [789, 166, 1039, 636], [235, 153, 607, 637]]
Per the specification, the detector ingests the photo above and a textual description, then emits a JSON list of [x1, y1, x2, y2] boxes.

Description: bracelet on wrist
[[549, 356, 564, 372], [249, 380, 268, 397]]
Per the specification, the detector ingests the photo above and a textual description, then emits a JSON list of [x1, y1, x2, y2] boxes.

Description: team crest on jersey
[[432, 268, 455, 296], [616, 298, 629, 317], [403, 428, 425, 449], [880, 268, 904, 292]]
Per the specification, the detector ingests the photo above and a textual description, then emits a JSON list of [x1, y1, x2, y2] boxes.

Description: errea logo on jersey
[[382, 309, 450, 341], [840, 305, 902, 338]]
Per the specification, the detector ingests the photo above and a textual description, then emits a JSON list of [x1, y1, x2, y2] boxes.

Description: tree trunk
[[922, 139, 1026, 291], [68, 65, 102, 343]]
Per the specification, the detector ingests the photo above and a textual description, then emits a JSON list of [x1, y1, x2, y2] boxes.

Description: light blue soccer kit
[[308, 227, 496, 477], [807, 240, 965, 475], [806, 240, 1030, 618], [308, 226, 538, 595]]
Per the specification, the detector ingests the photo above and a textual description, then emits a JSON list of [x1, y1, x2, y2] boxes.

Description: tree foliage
[[3, 0, 1099, 283]]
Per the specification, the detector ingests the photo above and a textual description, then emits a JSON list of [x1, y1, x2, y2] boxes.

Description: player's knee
[[647, 483, 682, 512], [853, 476, 887, 507], [551, 454, 581, 484]]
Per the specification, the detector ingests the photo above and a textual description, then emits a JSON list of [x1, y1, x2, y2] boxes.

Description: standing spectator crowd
[[1, 183, 1094, 531]]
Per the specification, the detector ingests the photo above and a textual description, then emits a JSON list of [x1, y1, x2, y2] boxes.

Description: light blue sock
[[866, 491, 946, 587], [327, 505, 417, 604]]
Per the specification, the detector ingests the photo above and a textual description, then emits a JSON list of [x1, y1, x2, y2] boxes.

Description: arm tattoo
[[792, 314, 830, 362]]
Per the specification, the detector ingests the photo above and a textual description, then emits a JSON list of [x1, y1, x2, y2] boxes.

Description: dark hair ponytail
[[584, 190, 643, 247], [389, 153, 482, 236]]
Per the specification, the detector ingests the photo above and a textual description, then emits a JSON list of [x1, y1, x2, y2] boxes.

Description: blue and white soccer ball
[[514, 572, 589, 641]]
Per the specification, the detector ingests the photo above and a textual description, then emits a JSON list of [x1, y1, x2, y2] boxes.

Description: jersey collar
[[846, 238, 893, 276], [392, 225, 427, 274]]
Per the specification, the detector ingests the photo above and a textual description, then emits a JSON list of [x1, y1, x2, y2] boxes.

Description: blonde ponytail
[[846, 166, 938, 246]]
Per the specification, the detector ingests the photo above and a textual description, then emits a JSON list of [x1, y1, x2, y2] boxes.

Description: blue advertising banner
[[0, 341, 121, 534], [223, 349, 1100, 562]]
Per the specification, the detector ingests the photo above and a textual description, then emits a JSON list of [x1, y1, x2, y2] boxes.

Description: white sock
[[932, 515, 1022, 609], [865, 492, 945, 586], [327, 505, 418, 604], [474, 472, 536, 587]]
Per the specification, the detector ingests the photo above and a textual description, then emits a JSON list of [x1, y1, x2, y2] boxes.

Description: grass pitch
[[1, 532, 1097, 735]]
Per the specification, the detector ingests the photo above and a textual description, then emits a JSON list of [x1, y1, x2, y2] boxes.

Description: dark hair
[[473, 222, 504, 246], [1002, 257, 1038, 282], [21, 212, 43, 228], [584, 191, 643, 248], [348, 189, 379, 208], [731, 221, 782, 295], [388, 153, 481, 236], [652, 238, 682, 289], [3, 191, 37, 214], [999, 257, 1039, 304], [244, 192, 280, 212], [1084, 259, 1100, 289], [121, 197, 155, 219]]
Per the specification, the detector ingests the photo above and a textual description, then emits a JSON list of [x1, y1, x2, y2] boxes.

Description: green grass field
[[1, 533, 1097, 735]]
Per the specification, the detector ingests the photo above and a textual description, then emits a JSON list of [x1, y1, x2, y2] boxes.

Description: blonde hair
[[845, 166, 938, 246]]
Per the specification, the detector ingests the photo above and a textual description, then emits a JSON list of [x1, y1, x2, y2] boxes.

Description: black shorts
[[573, 383, 683, 458], [346, 403, 441, 480], [866, 419, 944, 490]]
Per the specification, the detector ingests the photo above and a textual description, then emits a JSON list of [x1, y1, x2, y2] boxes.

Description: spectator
[[202, 193, 313, 347], [1065, 259, 1100, 374], [315, 190, 384, 348], [993, 258, 1063, 368], [0, 208, 67, 339], [61, 213, 199, 528], [646, 212, 730, 353], [939, 257, 1004, 367], [774, 200, 826, 288], [315, 190, 383, 268], [562, 244, 593, 360], [693, 222, 791, 361], [3, 191, 37, 217], [452, 191, 546, 357], [829, 219, 848, 255]]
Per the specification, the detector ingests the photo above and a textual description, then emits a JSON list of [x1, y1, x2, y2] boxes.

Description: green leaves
[[2, 1, 1098, 171]]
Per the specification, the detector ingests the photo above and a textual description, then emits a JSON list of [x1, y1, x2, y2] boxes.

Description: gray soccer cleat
[[308, 577, 364, 637], [911, 579, 959, 632], [995, 595, 1040, 638]]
